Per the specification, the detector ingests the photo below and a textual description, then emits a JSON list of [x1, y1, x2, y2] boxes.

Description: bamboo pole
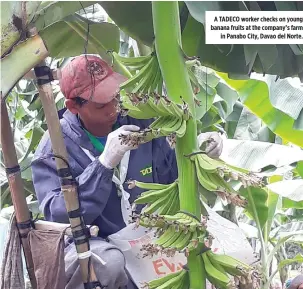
[[0, 99, 37, 289], [34, 61, 101, 288]]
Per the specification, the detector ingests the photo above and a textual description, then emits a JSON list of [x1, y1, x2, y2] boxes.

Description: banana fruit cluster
[[154, 212, 207, 252], [201, 249, 260, 289], [119, 91, 191, 120], [127, 180, 180, 215], [131, 210, 208, 257], [142, 268, 189, 289], [114, 51, 163, 95], [190, 152, 263, 207], [118, 115, 188, 147]]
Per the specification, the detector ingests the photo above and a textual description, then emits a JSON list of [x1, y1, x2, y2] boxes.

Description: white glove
[[197, 131, 223, 159], [99, 125, 140, 169]]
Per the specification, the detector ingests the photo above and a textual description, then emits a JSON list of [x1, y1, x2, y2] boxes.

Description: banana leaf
[[33, 1, 96, 31], [270, 221, 303, 242], [267, 180, 303, 203], [252, 74, 303, 131], [40, 14, 120, 62], [219, 74, 303, 146], [98, 1, 303, 79], [220, 139, 303, 172], [278, 254, 303, 270], [239, 187, 268, 230]]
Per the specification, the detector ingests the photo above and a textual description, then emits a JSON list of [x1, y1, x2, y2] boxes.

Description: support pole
[[34, 61, 101, 288], [0, 99, 37, 289]]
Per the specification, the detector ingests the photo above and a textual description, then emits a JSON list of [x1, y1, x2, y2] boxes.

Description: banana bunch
[[150, 115, 187, 137], [131, 211, 208, 255], [189, 152, 263, 207], [119, 90, 191, 121], [116, 51, 163, 95], [201, 250, 259, 289], [113, 51, 155, 71], [154, 212, 207, 252], [115, 50, 192, 121], [118, 115, 188, 147], [206, 251, 253, 278], [128, 180, 180, 215], [142, 268, 189, 289]]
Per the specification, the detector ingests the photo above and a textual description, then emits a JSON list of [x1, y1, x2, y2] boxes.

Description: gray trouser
[[64, 238, 137, 289]]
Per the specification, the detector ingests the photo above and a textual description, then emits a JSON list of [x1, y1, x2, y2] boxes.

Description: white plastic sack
[[108, 203, 257, 288]]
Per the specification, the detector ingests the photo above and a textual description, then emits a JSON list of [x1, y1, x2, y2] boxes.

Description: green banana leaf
[[267, 180, 303, 203], [239, 187, 268, 230], [220, 139, 303, 172], [100, 1, 154, 47], [251, 74, 303, 131], [19, 125, 45, 167], [184, 1, 303, 79], [40, 14, 120, 62], [278, 254, 303, 270], [98, 1, 303, 79], [266, 186, 280, 238], [231, 106, 275, 142], [218, 74, 303, 146], [239, 184, 303, 231], [270, 221, 303, 242], [33, 1, 96, 31]]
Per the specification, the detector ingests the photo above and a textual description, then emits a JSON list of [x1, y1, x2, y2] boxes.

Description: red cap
[[58, 55, 127, 104]]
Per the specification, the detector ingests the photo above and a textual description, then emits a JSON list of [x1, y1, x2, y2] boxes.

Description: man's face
[[66, 94, 119, 128]]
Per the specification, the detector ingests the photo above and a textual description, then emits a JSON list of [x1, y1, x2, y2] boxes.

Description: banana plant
[[114, 2, 270, 288], [1, 2, 125, 99]]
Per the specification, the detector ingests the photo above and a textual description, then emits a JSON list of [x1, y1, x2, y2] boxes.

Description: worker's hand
[[99, 125, 140, 169], [197, 131, 223, 159]]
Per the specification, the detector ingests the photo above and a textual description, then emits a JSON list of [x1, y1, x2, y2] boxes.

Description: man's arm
[[32, 156, 114, 225], [32, 124, 140, 225]]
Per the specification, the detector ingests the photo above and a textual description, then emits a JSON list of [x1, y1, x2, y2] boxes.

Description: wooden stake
[[0, 99, 37, 289], [34, 62, 101, 288]]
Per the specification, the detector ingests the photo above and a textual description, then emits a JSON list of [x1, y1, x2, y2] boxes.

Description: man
[[32, 55, 223, 289], [286, 275, 303, 289]]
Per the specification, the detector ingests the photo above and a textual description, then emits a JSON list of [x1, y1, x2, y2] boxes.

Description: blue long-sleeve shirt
[[31, 110, 178, 238]]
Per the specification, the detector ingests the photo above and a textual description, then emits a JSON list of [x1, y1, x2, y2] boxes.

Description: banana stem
[[152, 2, 205, 288], [247, 188, 268, 285]]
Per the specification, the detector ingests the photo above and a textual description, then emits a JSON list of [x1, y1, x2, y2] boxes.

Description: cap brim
[[79, 72, 127, 104]]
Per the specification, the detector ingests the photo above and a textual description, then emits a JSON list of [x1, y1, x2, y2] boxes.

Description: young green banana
[[112, 51, 153, 68], [146, 270, 184, 289], [135, 182, 177, 204], [206, 250, 252, 277], [202, 253, 231, 289]]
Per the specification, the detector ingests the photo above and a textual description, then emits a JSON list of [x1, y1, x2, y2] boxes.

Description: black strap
[[5, 165, 20, 175], [73, 227, 91, 239], [17, 219, 34, 238], [84, 281, 104, 289], [34, 66, 54, 85], [17, 220, 34, 230], [68, 208, 82, 218], [58, 168, 72, 178], [74, 237, 90, 246], [71, 223, 91, 246], [60, 178, 75, 186]]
